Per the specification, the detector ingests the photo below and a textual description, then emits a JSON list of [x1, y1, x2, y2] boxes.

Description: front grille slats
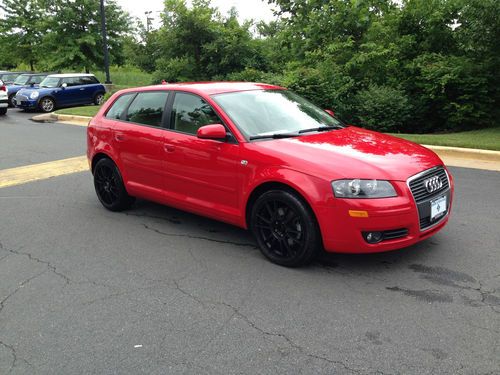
[[409, 167, 449, 203], [408, 167, 450, 231]]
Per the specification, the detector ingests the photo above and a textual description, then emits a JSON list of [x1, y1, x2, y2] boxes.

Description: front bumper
[[14, 97, 38, 109], [317, 174, 454, 253]]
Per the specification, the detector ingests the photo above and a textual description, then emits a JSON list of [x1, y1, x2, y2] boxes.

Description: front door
[[163, 92, 241, 221]]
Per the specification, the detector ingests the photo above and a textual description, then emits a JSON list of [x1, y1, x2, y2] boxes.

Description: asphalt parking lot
[[0, 109, 499, 374]]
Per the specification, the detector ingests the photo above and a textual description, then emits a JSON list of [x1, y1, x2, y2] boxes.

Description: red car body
[[87, 82, 453, 257]]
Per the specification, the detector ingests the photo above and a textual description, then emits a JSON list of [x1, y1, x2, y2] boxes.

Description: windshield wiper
[[298, 126, 341, 134], [249, 133, 299, 141]]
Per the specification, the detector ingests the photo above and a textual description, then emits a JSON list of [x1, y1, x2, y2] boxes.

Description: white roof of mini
[[47, 73, 96, 78]]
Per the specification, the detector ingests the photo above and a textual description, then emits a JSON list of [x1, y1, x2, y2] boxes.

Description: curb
[[423, 145, 500, 163], [32, 113, 91, 126]]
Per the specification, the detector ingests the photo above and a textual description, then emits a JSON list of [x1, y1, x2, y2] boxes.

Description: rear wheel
[[250, 190, 320, 267], [39, 97, 55, 113], [94, 92, 105, 105], [93, 158, 134, 211], [0, 107, 6, 115]]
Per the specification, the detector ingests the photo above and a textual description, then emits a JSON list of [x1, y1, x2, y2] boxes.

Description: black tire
[[39, 97, 55, 113], [250, 190, 320, 267], [93, 158, 135, 211], [94, 92, 105, 105], [0, 107, 6, 115], [8, 94, 15, 107]]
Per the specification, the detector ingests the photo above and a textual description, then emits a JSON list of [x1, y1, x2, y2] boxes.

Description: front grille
[[408, 167, 449, 203], [382, 228, 408, 241], [16, 94, 28, 101]]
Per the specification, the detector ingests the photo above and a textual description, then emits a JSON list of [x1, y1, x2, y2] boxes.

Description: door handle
[[164, 144, 175, 152], [115, 134, 126, 142], [80, 88, 85, 91]]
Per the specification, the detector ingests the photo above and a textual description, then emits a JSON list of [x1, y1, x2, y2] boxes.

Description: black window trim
[[104, 90, 171, 130], [167, 90, 238, 144]]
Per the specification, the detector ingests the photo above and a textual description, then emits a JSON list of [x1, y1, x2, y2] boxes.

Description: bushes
[[354, 85, 413, 133]]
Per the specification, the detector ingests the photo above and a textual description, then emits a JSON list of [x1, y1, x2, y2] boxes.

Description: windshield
[[40, 77, 60, 88], [14, 75, 30, 85], [211, 90, 344, 139], [0, 73, 20, 83]]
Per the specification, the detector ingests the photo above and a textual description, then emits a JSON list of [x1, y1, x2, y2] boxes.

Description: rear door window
[[125, 92, 169, 127], [105, 94, 135, 120]]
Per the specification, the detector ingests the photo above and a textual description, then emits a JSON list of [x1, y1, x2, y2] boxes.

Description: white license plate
[[431, 196, 447, 221]]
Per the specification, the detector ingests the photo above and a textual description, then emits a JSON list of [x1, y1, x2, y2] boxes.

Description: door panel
[[161, 92, 241, 221], [163, 132, 241, 220], [113, 122, 165, 195]]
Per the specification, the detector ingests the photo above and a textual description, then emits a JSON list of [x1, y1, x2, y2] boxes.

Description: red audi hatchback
[[87, 82, 454, 266]]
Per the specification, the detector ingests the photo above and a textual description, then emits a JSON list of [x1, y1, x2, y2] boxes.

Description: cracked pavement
[[0, 110, 499, 374]]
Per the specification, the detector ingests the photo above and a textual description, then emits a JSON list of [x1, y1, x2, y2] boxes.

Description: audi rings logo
[[424, 176, 443, 193]]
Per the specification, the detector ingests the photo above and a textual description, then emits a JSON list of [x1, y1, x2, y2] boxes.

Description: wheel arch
[[245, 181, 317, 230], [91, 152, 114, 174]]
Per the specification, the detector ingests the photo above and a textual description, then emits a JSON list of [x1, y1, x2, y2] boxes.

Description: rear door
[[110, 91, 170, 197]]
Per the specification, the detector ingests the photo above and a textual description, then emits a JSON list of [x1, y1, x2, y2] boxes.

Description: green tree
[[0, 0, 46, 70], [41, 0, 131, 72]]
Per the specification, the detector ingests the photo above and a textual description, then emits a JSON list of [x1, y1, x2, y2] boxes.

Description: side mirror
[[197, 124, 227, 141], [61, 83, 67, 89], [325, 109, 335, 117], [30, 82, 35, 87]]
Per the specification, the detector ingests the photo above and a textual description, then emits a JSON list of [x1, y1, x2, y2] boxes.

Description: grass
[[56, 105, 100, 117], [93, 66, 153, 88], [389, 127, 500, 151]]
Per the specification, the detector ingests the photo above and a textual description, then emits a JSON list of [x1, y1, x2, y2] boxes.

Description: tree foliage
[[1, 0, 498, 132], [0, 0, 130, 72]]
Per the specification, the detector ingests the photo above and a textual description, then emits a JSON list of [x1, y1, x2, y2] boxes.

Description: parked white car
[[0, 79, 8, 115]]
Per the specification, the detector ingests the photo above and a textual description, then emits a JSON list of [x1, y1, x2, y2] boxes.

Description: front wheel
[[39, 97, 55, 113], [93, 158, 135, 211], [250, 190, 320, 267], [8, 94, 15, 107]]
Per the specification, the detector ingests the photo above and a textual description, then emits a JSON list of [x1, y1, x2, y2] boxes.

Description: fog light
[[363, 231, 383, 244]]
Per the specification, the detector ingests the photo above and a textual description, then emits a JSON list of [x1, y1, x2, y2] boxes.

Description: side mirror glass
[[197, 124, 227, 141], [325, 109, 335, 117], [61, 83, 67, 89]]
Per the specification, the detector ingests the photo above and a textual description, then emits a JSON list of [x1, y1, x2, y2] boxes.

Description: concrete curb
[[32, 113, 91, 126], [423, 144, 500, 162]]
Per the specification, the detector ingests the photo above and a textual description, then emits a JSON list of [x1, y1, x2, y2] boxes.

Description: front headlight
[[332, 179, 397, 198], [30, 92, 39, 99]]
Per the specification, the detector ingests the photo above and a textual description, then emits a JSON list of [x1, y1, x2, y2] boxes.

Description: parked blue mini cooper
[[6, 73, 51, 107], [15, 73, 106, 112]]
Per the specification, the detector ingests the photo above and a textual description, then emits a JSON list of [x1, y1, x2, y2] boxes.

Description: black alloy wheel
[[93, 158, 134, 211], [251, 190, 320, 267]]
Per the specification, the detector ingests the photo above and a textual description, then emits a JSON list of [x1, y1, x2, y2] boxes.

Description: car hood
[[17, 87, 50, 97], [249, 126, 443, 181]]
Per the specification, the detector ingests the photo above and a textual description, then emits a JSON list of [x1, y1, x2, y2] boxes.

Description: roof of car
[[47, 73, 96, 78], [119, 82, 285, 96]]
